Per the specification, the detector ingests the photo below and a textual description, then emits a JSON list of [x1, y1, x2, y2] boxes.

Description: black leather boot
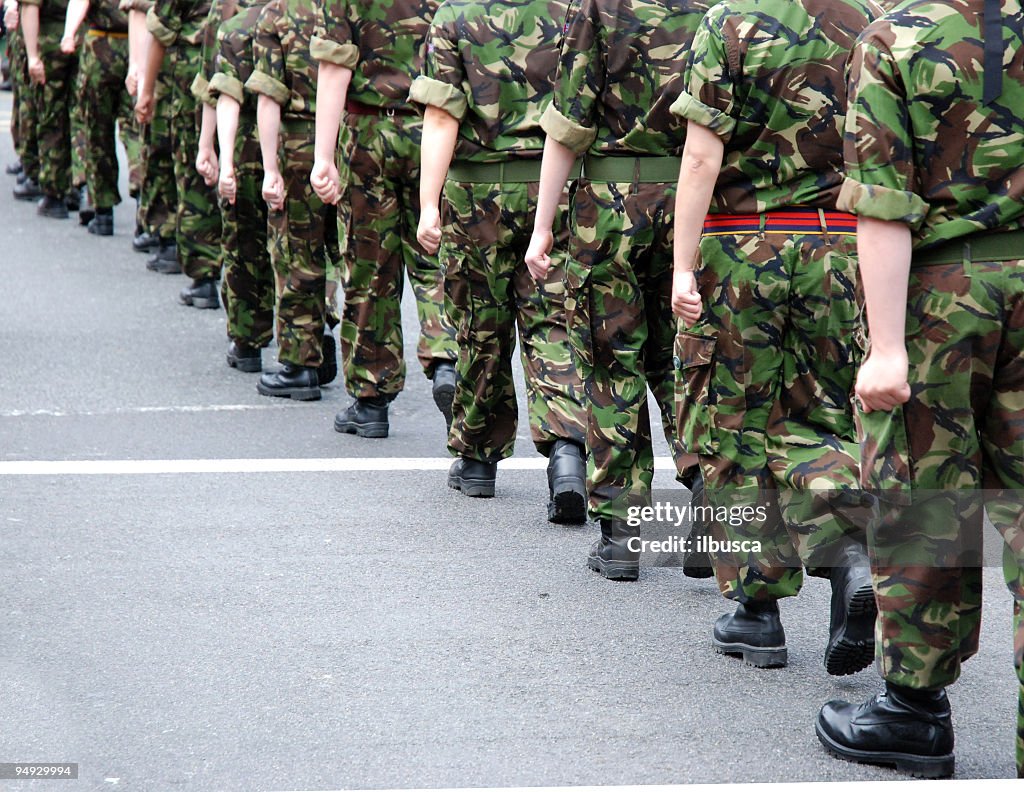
[[37, 194, 69, 219], [682, 472, 714, 578], [133, 227, 159, 253], [587, 518, 640, 581], [87, 210, 114, 236], [258, 364, 321, 401], [334, 397, 389, 439], [226, 341, 261, 373], [146, 239, 180, 273], [712, 600, 788, 668], [432, 360, 456, 431], [5, 159, 23, 176], [317, 328, 338, 386], [824, 537, 877, 676], [816, 682, 955, 778], [77, 185, 94, 225], [447, 457, 497, 498], [179, 278, 220, 309], [547, 439, 586, 524]]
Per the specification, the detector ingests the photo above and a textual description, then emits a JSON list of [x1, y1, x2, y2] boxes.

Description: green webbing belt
[[447, 159, 582, 183], [914, 229, 1024, 266], [581, 155, 681, 183]]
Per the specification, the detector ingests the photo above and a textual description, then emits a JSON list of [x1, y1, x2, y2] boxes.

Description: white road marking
[[0, 403, 292, 418], [0, 457, 680, 475]]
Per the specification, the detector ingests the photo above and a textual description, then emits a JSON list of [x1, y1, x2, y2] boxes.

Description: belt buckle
[[386, 107, 396, 119]]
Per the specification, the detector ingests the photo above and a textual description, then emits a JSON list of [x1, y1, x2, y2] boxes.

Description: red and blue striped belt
[[702, 208, 857, 236]]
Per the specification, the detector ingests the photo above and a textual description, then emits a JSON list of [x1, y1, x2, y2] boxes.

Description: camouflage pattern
[[676, 230, 863, 601], [70, 74, 87, 190], [148, 0, 221, 278], [310, 0, 434, 110], [671, 0, 881, 212], [23, 23, 77, 196], [249, 0, 336, 367], [139, 51, 177, 239], [844, 4, 1024, 774], [312, 0, 457, 396], [207, 0, 275, 348], [338, 113, 457, 396], [540, 0, 708, 157], [841, 0, 1024, 250], [9, 30, 40, 181], [78, 28, 143, 209]]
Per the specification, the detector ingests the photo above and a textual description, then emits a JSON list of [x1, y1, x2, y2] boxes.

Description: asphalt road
[[0, 91, 1020, 790]]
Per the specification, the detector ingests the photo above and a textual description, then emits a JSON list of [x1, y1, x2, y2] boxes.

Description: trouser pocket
[[674, 330, 718, 455]]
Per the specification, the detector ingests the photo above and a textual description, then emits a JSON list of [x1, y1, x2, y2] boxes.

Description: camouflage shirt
[[671, 0, 879, 213], [87, 0, 129, 32], [194, 0, 226, 106], [245, 0, 320, 120], [147, 0, 214, 47], [540, 0, 710, 157], [409, 0, 569, 162], [206, 0, 267, 114], [310, 0, 436, 110], [121, 0, 153, 14], [841, 0, 1024, 249]]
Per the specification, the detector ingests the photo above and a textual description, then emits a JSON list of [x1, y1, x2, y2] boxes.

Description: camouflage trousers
[[339, 112, 457, 399], [856, 255, 1024, 773], [441, 178, 586, 462], [220, 115, 273, 348], [676, 224, 863, 602], [270, 119, 339, 368], [70, 58, 86, 191], [566, 179, 690, 521], [9, 31, 34, 169], [140, 54, 176, 238], [32, 26, 77, 197], [78, 31, 143, 209], [167, 42, 220, 280]]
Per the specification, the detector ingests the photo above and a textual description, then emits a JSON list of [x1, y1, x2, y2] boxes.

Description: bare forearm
[[128, 10, 150, 69], [199, 102, 217, 149], [62, 0, 89, 43], [419, 106, 458, 213], [533, 136, 577, 235], [22, 4, 40, 59], [313, 63, 352, 162], [256, 94, 282, 174], [857, 218, 912, 354], [139, 36, 166, 97], [216, 95, 240, 171], [674, 123, 724, 274]]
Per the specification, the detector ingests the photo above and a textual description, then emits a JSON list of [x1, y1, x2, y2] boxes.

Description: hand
[[60, 35, 76, 54], [671, 269, 702, 326], [125, 62, 139, 96], [417, 205, 442, 255], [135, 86, 154, 124], [262, 170, 285, 212], [524, 229, 553, 282], [195, 146, 218, 186], [218, 166, 236, 205], [309, 158, 340, 205], [4, 5, 18, 30], [855, 347, 911, 413], [27, 56, 45, 86]]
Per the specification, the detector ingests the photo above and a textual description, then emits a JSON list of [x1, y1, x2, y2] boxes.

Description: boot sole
[[256, 382, 321, 401], [334, 417, 389, 439], [433, 382, 455, 430], [88, 226, 114, 236], [227, 356, 262, 373], [712, 638, 788, 668], [586, 554, 639, 581], [447, 474, 495, 498], [548, 489, 587, 525], [824, 582, 877, 677], [814, 719, 955, 778], [188, 297, 220, 310], [148, 263, 183, 274]]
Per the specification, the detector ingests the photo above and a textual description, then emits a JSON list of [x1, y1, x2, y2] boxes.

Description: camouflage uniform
[[842, 0, 1024, 774], [408, 0, 586, 462], [147, 0, 222, 280], [311, 0, 458, 401], [196, 0, 275, 347], [125, 0, 175, 240], [540, 0, 705, 520], [78, 0, 144, 210], [671, 0, 879, 606], [247, 0, 339, 368], [9, 27, 39, 183], [20, 0, 76, 198]]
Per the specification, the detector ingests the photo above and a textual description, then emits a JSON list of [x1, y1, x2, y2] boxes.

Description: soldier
[[247, 0, 340, 399], [816, 0, 1024, 778], [135, 0, 223, 309], [194, 0, 278, 373], [525, 0, 706, 580], [60, 0, 144, 235], [310, 0, 459, 440], [409, 0, 588, 519], [669, 0, 880, 672], [6, 0, 44, 201], [18, 0, 77, 217]]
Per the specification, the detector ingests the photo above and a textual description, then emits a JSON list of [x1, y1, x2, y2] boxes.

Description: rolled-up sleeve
[[310, 0, 358, 67], [543, 0, 601, 154], [671, 9, 737, 141]]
